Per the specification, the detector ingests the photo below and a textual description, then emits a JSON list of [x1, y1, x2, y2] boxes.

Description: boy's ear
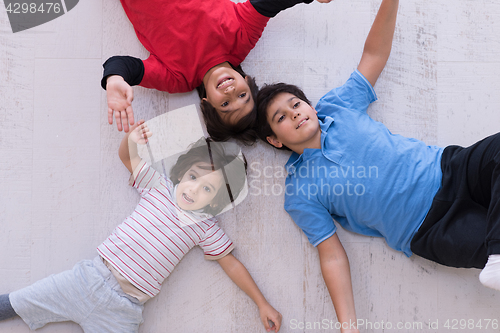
[[266, 135, 283, 148], [202, 97, 208, 103]]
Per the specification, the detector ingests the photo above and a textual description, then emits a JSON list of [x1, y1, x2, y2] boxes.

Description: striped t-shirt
[[97, 160, 235, 298]]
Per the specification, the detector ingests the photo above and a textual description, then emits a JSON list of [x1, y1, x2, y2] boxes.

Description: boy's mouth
[[182, 193, 194, 204], [217, 77, 234, 89], [296, 118, 309, 129]]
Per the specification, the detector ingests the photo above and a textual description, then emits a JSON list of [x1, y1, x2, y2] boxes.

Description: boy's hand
[[259, 303, 282, 332], [107, 75, 135, 132], [129, 120, 152, 145]]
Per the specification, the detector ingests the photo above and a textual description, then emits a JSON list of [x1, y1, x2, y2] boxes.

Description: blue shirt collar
[[319, 115, 335, 133], [285, 116, 335, 175]]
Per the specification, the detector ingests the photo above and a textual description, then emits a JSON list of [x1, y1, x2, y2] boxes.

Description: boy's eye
[[203, 186, 211, 192], [221, 101, 229, 107], [239, 92, 246, 98], [293, 101, 300, 108], [190, 174, 196, 181], [277, 115, 285, 123]]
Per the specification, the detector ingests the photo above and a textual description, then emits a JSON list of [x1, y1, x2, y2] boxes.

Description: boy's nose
[[224, 85, 235, 94]]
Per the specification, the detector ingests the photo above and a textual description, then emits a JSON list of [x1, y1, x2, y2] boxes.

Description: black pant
[[411, 133, 500, 269]]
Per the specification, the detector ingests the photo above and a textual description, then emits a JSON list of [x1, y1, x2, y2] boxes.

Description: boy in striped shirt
[[1, 121, 282, 332]]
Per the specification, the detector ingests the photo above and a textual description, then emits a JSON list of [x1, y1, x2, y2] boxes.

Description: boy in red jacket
[[102, 0, 331, 143]]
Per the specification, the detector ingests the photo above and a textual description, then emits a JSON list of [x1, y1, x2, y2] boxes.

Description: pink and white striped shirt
[[97, 160, 235, 298]]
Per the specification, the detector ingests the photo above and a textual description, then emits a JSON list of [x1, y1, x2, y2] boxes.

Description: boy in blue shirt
[[256, 0, 500, 331]]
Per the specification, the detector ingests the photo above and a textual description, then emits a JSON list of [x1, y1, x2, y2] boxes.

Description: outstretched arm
[[118, 120, 152, 173], [218, 253, 282, 332], [318, 234, 359, 333], [102, 56, 144, 132], [357, 0, 399, 87], [102, 55, 188, 131]]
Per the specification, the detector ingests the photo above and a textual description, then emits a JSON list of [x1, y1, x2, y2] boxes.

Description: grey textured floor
[[1, 0, 500, 332]]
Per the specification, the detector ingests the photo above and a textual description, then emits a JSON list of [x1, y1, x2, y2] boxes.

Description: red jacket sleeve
[[140, 54, 191, 94], [234, 1, 270, 50], [249, 0, 314, 18]]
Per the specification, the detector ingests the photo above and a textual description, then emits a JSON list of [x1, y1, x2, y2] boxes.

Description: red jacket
[[120, 0, 269, 93]]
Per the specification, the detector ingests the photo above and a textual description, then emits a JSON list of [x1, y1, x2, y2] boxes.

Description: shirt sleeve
[[285, 190, 336, 247], [101, 56, 145, 90], [130, 160, 165, 195], [249, 0, 313, 18], [140, 54, 189, 93], [233, 0, 270, 50], [317, 70, 378, 117], [199, 220, 235, 260]]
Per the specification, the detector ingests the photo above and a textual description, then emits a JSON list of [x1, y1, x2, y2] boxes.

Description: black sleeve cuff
[[249, 0, 314, 18], [101, 56, 145, 90]]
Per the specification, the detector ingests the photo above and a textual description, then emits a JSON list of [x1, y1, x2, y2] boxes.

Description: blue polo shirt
[[284, 70, 444, 256]]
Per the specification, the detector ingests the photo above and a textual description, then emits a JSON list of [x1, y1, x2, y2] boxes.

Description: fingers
[[132, 120, 152, 144], [263, 318, 271, 331], [107, 81, 134, 132], [125, 88, 135, 129], [264, 317, 280, 332], [126, 105, 135, 127], [129, 119, 142, 132], [271, 314, 282, 332], [141, 126, 153, 141], [114, 110, 123, 132], [109, 108, 134, 132], [121, 109, 130, 133], [108, 108, 114, 125]]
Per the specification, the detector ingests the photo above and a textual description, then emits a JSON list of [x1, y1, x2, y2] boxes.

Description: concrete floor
[[1, 0, 500, 332]]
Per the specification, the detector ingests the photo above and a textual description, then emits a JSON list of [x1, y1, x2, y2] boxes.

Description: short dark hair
[[255, 83, 311, 151], [170, 138, 247, 216], [197, 64, 259, 145]]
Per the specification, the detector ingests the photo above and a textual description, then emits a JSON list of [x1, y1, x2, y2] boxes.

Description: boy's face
[[266, 92, 320, 151], [203, 67, 254, 125], [176, 163, 224, 211]]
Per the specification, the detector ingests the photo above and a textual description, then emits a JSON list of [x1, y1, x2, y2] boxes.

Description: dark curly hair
[[197, 64, 259, 145], [170, 138, 247, 216], [255, 83, 311, 151]]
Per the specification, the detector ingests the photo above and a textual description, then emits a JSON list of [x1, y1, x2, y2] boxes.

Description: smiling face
[[266, 92, 322, 154], [202, 65, 255, 125], [176, 163, 224, 212]]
